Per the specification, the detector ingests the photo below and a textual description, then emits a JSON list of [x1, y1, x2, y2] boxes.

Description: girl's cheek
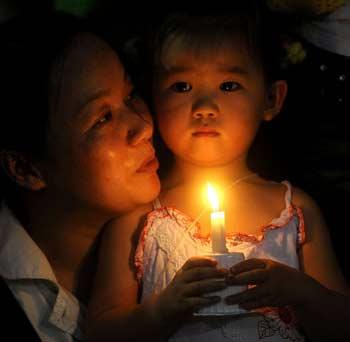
[[156, 94, 192, 115]]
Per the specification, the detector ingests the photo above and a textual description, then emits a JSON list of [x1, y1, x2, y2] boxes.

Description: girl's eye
[[170, 82, 192, 93], [94, 111, 112, 128], [220, 81, 241, 92]]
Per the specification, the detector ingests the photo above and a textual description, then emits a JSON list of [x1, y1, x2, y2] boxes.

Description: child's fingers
[[227, 268, 267, 285], [238, 295, 274, 310], [225, 285, 267, 305], [182, 267, 228, 283], [229, 258, 266, 275], [183, 278, 227, 297], [181, 256, 217, 270]]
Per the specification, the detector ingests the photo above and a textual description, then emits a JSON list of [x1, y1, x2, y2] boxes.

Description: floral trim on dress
[[257, 307, 305, 341], [294, 206, 306, 245], [134, 206, 202, 282], [135, 181, 306, 281], [135, 204, 305, 283]]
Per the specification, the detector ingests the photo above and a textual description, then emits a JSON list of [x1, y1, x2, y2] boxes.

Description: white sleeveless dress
[[135, 181, 307, 341]]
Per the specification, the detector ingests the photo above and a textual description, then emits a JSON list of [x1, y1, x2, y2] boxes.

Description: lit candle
[[207, 183, 228, 253]]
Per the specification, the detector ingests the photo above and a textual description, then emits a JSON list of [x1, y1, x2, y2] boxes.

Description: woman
[[0, 11, 160, 341]]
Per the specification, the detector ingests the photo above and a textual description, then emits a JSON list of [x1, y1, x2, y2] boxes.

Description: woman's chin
[[134, 173, 161, 203]]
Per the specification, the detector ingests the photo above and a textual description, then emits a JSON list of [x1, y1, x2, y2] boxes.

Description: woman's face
[[42, 34, 160, 216]]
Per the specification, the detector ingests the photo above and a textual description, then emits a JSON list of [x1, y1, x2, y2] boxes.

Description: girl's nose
[[127, 111, 153, 146], [192, 96, 219, 119]]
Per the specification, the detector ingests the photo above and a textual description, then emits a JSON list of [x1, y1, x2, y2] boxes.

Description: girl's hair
[[131, 3, 284, 178], [143, 3, 283, 91]]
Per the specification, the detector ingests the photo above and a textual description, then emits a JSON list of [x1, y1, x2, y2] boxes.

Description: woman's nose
[[127, 111, 153, 146], [192, 96, 219, 120]]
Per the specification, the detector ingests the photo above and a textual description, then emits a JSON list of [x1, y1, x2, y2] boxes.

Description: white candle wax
[[207, 183, 228, 253], [211, 210, 228, 253]]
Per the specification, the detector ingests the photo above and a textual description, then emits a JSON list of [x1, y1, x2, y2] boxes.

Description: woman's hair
[[0, 12, 89, 158], [0, 12, 118, 201]]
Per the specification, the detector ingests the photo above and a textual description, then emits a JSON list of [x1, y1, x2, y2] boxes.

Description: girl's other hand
[[225, 258, 325, 310], [155, 256, 228, 322]]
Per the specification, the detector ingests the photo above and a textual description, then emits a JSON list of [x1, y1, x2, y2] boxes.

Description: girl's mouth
[[192, 130, 220, 138]]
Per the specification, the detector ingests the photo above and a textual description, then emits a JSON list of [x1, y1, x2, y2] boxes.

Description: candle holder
[[194, 252, 247, 316]]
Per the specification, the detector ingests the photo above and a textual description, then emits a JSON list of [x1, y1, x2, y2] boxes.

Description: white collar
[[0, 202, 86, 340], [0, 203, 57, 282]]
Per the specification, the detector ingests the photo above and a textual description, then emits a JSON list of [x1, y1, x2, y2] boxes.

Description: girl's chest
[[142, 206, 301, 288], [159, 183, 287, 238], [161, 201, 285, 239]]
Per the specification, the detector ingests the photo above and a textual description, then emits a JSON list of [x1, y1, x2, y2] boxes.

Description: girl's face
[[153, 37, 271, 167], [42, 34, 160, 215]]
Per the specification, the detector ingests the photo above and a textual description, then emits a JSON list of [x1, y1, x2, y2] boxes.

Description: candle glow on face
[[207, 183, 227, 253]]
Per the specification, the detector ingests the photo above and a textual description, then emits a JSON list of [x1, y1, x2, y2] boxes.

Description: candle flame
[[207, 183, 220, 211]]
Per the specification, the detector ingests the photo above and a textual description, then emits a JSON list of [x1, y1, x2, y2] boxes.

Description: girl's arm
[[296, 188, 348, 294], [86, 206, 227, 341], [86, 205, 161, 340], [290, 188, 350, 341]]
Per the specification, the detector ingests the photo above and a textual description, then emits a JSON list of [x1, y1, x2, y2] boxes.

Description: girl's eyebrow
[[160, 65, 250, 76], [218, 65, 249, 75]]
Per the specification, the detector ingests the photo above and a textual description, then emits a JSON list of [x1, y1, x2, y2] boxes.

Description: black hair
[[0, 12, 90, 153], [129, 3, 284, 179], [0, 11, 116, 202], [143, 3, 283, 91]]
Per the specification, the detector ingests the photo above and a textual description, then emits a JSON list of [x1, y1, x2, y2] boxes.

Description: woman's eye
[[124, 89, 149, 114], [220, 81, 241, 92], [170, 82, 192, 93], [94, 111, 112, 127], [124, 88, 138, 105]]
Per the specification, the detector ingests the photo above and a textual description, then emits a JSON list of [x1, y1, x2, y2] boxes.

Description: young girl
[[87, 5, 350, 342], [0, 12, 161, 341]]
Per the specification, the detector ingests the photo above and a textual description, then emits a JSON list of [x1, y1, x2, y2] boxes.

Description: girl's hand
[[225, 258, 322, 310], [155, 256, 228, 322]]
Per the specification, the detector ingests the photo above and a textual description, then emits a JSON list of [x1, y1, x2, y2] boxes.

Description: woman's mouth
[[137, 154, 159, 173]]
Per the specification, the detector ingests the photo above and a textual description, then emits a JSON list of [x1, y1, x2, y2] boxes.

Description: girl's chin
[[182, 149, 244, 168], [183, 149, 231, 166]]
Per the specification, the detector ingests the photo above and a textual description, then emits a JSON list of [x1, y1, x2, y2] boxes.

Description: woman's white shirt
[[0, 204, 85, 341]]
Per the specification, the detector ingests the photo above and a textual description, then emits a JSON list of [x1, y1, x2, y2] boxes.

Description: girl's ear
[[0, 150, 47, 191], [263, 80, 288, 121]]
